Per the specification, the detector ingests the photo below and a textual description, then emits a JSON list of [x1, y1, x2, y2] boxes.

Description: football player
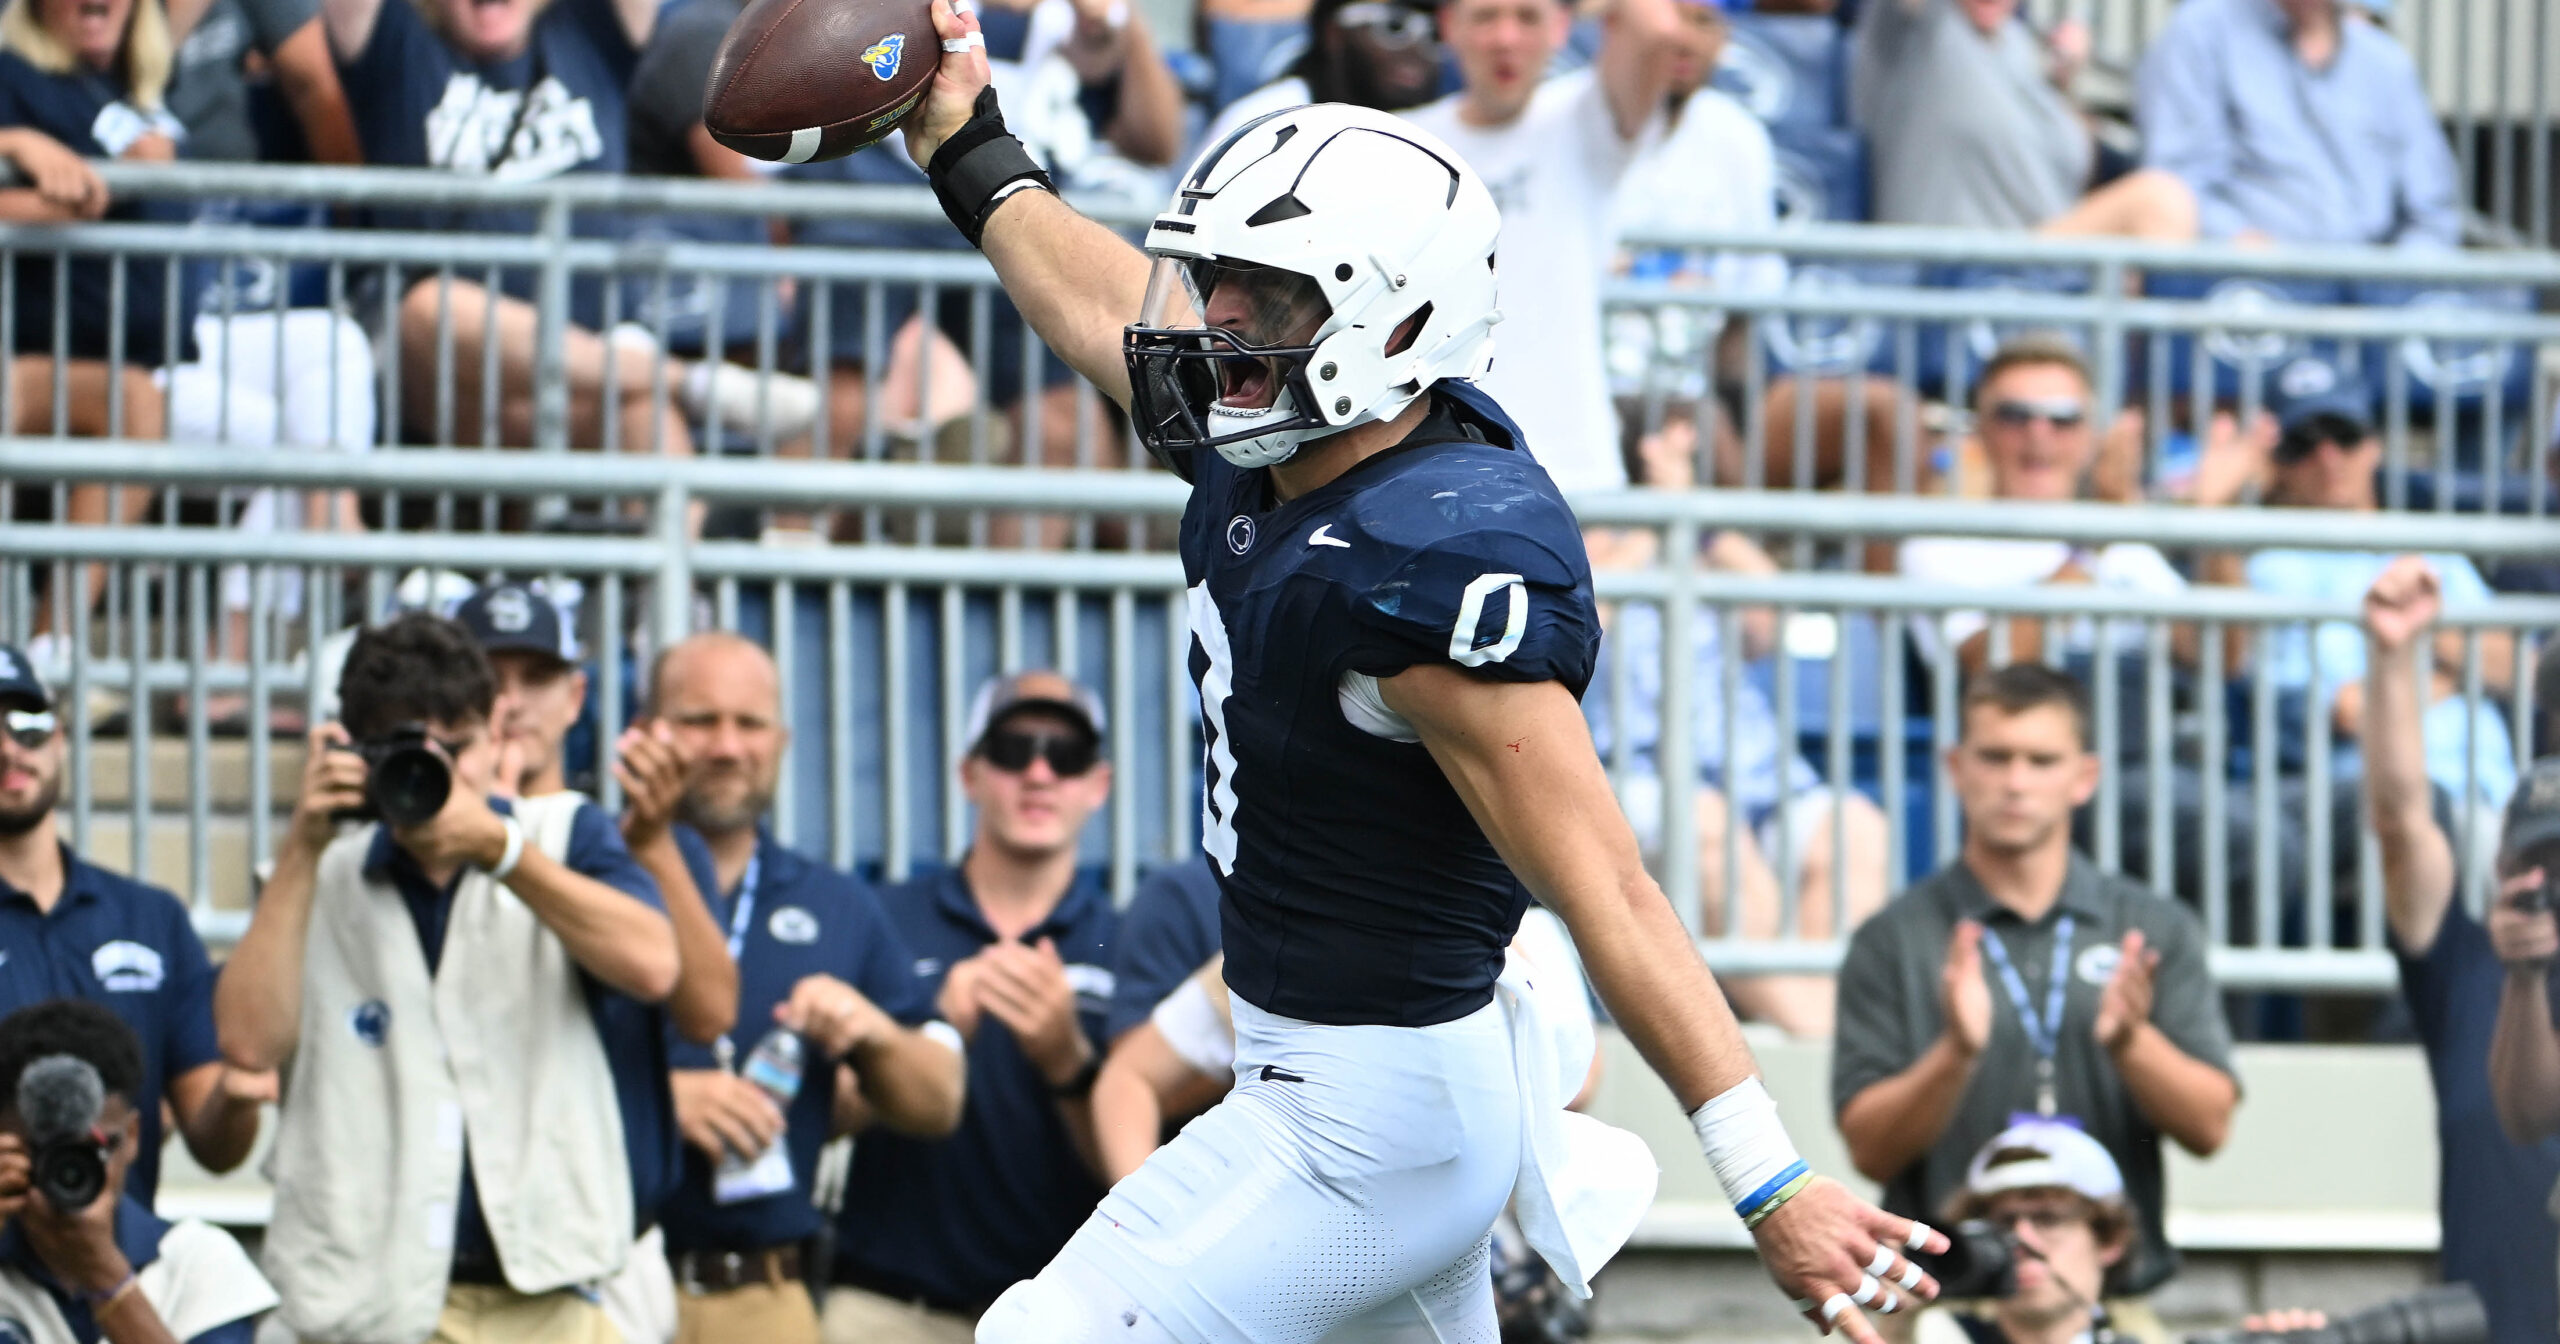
[[900, 9, 1947, 1342]]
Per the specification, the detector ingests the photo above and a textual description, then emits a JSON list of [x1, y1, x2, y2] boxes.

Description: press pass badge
[[714, 1138, 795, 1204]]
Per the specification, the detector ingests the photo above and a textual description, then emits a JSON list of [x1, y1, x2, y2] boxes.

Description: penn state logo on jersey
[[92, 940, 164, 993], [1226, 516, 1255, 555]]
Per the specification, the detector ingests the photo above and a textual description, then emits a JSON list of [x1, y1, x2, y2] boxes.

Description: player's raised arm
[[1381, 666, 1948, 1344], [902, 0, 1152, 406]]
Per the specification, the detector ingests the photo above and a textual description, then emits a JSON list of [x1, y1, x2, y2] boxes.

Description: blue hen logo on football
[[861, 33, 905, 80]]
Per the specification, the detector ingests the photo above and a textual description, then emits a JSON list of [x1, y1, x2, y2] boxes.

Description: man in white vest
[[0, 997, 276, 1344], [216, 613, 681, 1344]]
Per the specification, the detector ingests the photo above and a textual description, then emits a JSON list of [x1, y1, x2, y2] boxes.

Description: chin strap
[[926, 87, 1057, 248]]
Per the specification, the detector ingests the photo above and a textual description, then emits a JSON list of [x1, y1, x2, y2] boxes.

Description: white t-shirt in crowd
[[1199, 75, 1311, 156], [1407, 71, 1641, 493], [1613, 84, 1788, 300], [1895, 536, 2188, 662]]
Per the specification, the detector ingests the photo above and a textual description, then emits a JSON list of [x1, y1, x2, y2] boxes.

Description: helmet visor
[[1124, 257, 1334, 475]]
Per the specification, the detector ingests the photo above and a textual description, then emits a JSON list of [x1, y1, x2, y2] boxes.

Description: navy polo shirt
[[2394, 903, 2560, 1344], [660, 825, 936, 1254], [362, 796, 671, 1260], [1104, 856, 1222, 1041], [832, 864, 1116, 1309], [0, 1195, 257, 1344], [0, 850, 220, 1211]]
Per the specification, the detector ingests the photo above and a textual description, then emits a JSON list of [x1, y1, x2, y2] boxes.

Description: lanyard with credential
[[1980, 915, 2074, 1118], [711, 853, 764, 1073]]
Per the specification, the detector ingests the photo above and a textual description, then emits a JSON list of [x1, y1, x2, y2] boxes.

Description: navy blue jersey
[[1183, 384, 1598, 1028], [0, 54, 198, 367]]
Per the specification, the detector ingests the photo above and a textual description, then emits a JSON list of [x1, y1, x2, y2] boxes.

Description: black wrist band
[[1049, 1053, 1102, 1099], [927, 86, 1056, 248]]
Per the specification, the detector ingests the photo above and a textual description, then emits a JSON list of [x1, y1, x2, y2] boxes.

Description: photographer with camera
[[215, 613, 680, 1344], [1914, 1119, 2136, 1344], [2484, 756, 2560, 1300], [0, 998, 275, 1344], [2361, 555, 2560, 1344], [0, 647, 270, 1211]]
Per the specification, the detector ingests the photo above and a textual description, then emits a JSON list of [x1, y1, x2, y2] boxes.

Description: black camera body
[[2509, 839, 2560, 913], [1911, 1218, 2019, 1299], [30, 1131, 107, 1211], [336, 724, 453, 828], [16, 1054, 108, 1213], [2189, 1285, 2486, 1344]]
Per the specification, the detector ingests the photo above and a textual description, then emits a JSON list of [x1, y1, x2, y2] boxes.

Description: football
[[702, 0, 939, 164]]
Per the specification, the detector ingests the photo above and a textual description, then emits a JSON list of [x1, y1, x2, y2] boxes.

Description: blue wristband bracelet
[[1734, 1158, 1811, 1219]]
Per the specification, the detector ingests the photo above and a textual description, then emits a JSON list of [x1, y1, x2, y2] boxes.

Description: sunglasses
[[980, 729, 1100, 777], [1334, 2, 1438, 46], [4, 709, 55, 751], [1987, 398, 2087, 430]]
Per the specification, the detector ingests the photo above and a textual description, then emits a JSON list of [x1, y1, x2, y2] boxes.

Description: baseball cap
[[2266, 356, 2374, 438], [962, 670, 1106, 756], [455, 582, 576, 667], [0, 645, 50, 712], [1962, 1118, 2124, 1204], [2501, 757, 2560, 872]]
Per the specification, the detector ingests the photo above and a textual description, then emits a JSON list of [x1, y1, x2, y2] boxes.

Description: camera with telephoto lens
[[1909, 1218, 2018, 1299], [2186, 1286, 2486, 1344], [336, 724, 453, 828], [16, 1054, 109, 1212]]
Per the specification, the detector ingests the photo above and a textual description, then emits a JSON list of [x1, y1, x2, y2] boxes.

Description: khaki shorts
[[819, 1285, 979, 1344], [676, 1280, 822, 1344], [432, 1283, 622, 1344]]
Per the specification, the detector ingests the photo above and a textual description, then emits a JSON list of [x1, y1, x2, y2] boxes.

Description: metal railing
[[0, 166, 2544, 535], [1, 441, 2550, 997]]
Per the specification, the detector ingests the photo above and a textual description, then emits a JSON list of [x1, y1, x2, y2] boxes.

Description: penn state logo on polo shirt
[[349, 1000, 391, 1047], [767, 906, 820, 945], [2076, 942, 2122, 986], [1064, 963, 1116, 1015], [913, 957, 942, 979], [92, 940, 165, 993]]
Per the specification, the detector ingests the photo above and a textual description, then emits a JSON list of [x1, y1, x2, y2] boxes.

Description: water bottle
[[738, 1028, 804, 1107], [713, 1029, 804, 1199]]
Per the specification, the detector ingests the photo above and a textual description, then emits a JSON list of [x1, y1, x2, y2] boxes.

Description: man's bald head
[[651, 632, 787, 837]]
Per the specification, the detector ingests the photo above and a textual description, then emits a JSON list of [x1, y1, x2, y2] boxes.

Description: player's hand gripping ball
[[703, 0, 942, 162]]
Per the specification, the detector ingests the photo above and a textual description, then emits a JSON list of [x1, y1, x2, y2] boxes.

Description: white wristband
[[488, 815, 526, 881], [1689, 1076, 1805, 1214]]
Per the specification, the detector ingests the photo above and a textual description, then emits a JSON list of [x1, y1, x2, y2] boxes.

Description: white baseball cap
[[1963, 1119, 2124, 1203]]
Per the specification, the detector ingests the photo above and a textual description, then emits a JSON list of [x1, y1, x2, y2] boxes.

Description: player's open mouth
[[1215, 354, 1281, 411]]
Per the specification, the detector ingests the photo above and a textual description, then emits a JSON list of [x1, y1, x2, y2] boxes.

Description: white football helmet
[[1123, 103, 1504, 476]]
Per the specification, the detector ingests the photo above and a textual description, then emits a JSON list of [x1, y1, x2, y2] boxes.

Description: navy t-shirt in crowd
[[2395, 902, 2560, 1344], [1103, 856, 1221, 1041], [661, 826, 937, 1255], [0, 53, 198, 367], [336, 0, 636, 324], [0, 848, 222, 1210], [367, 796, 673, 1259], [0, 1195, 257, 1344], [832, 864, 1116, 1308]]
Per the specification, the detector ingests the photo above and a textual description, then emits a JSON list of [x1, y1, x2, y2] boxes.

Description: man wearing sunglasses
[[1916, 1120, 2142, 1344], [0, 646, 271, 1214], [1199, 0, 1445, 148], [824, 670, 1117, 1344], [640, 632, 964, 1344]]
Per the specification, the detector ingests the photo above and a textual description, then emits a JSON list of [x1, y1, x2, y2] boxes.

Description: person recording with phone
[[2482, 752, 2560, 1305], [2361, 554, 2560, 1344], [0, 998, 275, 1344], [214, 613, 679, 1344], [0, 647, 270, 1212]]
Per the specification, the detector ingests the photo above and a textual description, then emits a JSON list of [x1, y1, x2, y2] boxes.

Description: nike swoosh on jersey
[[1307, 525, 1351, 549]]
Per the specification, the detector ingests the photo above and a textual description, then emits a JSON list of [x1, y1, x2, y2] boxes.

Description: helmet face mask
[[1125, 257, 1337, 475]]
